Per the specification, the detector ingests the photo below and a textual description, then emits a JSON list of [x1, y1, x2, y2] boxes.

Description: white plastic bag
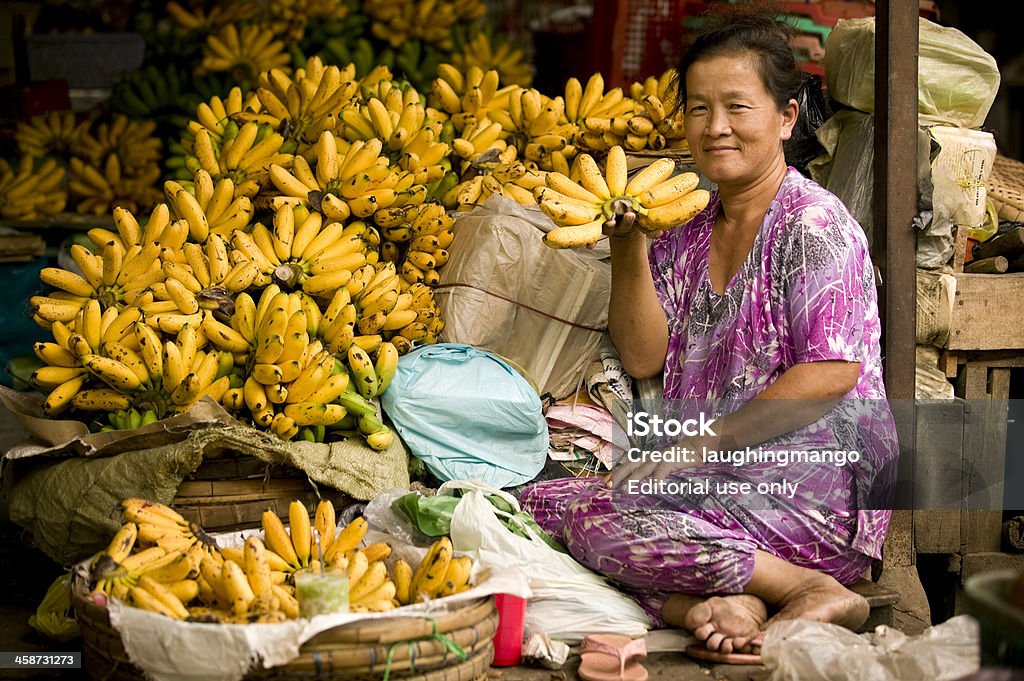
[[440, 480, 652, 643]]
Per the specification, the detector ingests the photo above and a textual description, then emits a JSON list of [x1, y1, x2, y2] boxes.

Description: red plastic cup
[[491, 593, 527, 666]]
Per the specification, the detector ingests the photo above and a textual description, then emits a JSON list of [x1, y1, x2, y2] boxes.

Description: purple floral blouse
[[648, 168, 897, 559]]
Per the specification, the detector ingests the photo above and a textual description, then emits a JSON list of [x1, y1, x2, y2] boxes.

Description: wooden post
[[874, 0, 919, 570]]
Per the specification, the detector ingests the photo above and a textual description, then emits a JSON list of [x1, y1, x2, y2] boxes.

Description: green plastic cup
[[295, 569, 349, 618]]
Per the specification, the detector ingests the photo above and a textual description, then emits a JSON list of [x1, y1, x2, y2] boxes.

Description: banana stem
[[272, 263, 303, 290]]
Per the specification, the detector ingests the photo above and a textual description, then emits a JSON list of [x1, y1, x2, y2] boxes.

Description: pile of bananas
[[12, 111, 164, 217], [14, 111, 85, 159], [628, 68, 688, 151], [538, 146, 710, 248], [451, 29, 533, 87], [91, 498, 475, 622], [0, 157, 66, 221], [165, 1, 262, 35], [200, 23, 292, 83], [363, 0, 486, 52], [26, 185, 433, 447]]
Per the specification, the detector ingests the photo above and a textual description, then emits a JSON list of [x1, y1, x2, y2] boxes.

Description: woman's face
[[684, 53, 798, 190]]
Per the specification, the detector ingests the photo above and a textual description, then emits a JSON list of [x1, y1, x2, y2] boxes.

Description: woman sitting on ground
[[519, 7, 898, 663]]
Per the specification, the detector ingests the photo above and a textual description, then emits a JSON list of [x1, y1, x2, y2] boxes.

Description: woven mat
[[988, 154, 1024, 221]]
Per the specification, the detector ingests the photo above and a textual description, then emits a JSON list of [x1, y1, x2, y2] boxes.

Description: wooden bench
[[850, 579, 901, 632]]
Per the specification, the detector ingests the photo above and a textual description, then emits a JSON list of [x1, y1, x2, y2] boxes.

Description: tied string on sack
[[381, 619, 468, 681]]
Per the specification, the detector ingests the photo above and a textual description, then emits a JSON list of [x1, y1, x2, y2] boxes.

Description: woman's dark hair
[[675, 6, 803, 111]]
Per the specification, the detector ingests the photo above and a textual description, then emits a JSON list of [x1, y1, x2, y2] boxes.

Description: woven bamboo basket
[[71, 567, 497, 681], [988, 154, 1024, 222], [171, 453, 353, 533]]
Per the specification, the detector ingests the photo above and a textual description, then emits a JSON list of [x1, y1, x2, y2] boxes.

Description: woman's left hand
[[604, 440, 705, 489]]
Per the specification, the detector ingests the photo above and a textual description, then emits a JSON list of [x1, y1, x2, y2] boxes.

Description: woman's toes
[[705, 632, 726, 651], [694, 622, 716, 641]]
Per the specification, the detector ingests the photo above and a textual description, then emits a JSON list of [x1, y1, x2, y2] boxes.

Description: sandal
[[578, 634, 649, 681]]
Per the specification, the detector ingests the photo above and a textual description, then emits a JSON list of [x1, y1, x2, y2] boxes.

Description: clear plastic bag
[[762, 616, 980, 681], [822, 17, 1000, 128]]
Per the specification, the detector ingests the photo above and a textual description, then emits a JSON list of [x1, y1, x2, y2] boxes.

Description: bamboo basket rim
[[253, 642, 494, 681], [272, 612, 497, 676]]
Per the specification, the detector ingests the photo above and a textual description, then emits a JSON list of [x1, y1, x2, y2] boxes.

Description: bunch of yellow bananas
[[191, 120, 289, 199], [406, 537, 473, 603], [452, 30, 533, 87], [265, 0, 351, 40], [32, 317, 234, 418], [268, 131, 421, 225], [392, 202, 454, 287], [68, 154, 162, 216], [92, 497, 476, 622], [339, 88, 450, 189], [32, 218, 168, 326], [260, 502, 399, 612], [232, 206, 372, 296], [246, 59, 359, 155], [365, 0, 478, 51], [503, 88, 578, 173], [441, 146, 546, 210], [566, 73, 642, 154], [629, 68, 688, 151], [72, 116, 163, 173], [428, 65, 518, 134], [164, 171, 254, 241], [449, 117, 508, 168], [538, 146, 710, 248], [165, 1, 260, 34], [0, 157, 66, 220], [182, 87, 263, 159], [159, 233, 264, 317], [200, 23, 291, 82], [14, 110, 85, 158], [90, 499, 221, 617]]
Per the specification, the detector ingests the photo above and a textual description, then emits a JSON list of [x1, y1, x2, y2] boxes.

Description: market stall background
[[0, 0, 1019, 675]]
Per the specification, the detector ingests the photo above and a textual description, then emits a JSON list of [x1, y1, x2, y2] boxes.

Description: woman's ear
[[780, 98, 799, 142]]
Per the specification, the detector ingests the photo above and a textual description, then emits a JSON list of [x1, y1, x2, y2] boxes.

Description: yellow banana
[[623, 158, 679, 197], [323, 517, 367, 564], [637, 189, 711, 232], [636, 171, 701, 208], [542, 219, 605, 249], [288, 500, 312, 568], [262, 509, 300, 569]]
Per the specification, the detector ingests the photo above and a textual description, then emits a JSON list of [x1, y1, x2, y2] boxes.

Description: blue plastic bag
[[380, 343, 548, 488]]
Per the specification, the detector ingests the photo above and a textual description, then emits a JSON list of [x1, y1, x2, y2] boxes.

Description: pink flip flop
[[684, 642, 763, 665], [578, 634, 649, 681]]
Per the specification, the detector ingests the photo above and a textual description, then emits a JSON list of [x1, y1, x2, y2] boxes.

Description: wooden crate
[[946, 273, 1024, 351]]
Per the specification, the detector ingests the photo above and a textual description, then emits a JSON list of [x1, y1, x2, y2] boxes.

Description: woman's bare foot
[[765, 571, 869, 630], [663, 593, 768, 654]]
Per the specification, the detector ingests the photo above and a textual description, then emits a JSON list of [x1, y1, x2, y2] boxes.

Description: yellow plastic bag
[[28, 573, 80, 642], [823, 17, 1000, 128]]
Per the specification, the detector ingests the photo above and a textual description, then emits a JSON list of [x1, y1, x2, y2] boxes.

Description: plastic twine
[[381, 618, 468, 681]]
